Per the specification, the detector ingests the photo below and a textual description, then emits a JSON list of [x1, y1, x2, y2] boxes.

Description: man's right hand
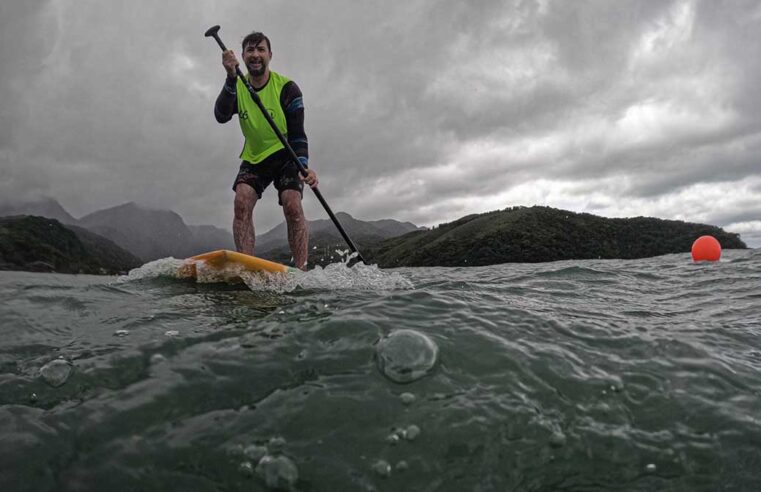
[[222, 50, 239, 78]]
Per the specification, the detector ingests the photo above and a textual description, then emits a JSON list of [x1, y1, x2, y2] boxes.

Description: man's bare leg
[[281, 189, 308, 270], [233, 184, 257, 255]]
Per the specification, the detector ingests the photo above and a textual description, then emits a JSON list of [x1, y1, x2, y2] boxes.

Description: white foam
[[241, 260, 413, 293], [116, 257, 249, 284], [117, 257, 185, 282], [115, 253, 413, 293], [195, 261, 249, 284]]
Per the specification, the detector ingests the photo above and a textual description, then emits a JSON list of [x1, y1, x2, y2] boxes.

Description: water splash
[[118, 256, 272, 285], [242, 258, 413, 293], [116, 252, 413, 293], [116, 257, 185, 282], [194, 262, 250, 284]]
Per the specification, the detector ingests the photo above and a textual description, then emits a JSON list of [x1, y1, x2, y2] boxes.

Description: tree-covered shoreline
[[0, 207, 748, 273], [366, 206, 747, 268]]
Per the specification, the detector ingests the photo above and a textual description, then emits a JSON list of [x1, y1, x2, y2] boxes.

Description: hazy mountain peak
[[0, 197, 78, 225], [93, 201, 141, 213], [255, 212, 420, 255]]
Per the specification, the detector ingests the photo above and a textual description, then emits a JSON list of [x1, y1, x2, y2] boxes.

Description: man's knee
[[281, 190, 303, 221], [234, 185, 256, 220]]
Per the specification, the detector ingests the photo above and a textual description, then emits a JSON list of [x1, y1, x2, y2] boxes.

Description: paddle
[[204, 25, 366, 264]]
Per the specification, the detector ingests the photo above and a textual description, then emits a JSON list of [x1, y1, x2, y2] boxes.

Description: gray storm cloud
[[1, 0, 759, 245]]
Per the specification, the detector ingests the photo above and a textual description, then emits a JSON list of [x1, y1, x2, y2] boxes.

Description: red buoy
[[691, 235, 721, 262]]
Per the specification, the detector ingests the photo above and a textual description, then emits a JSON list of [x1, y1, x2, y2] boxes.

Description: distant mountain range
[[0, 216, 141, 274], [77, 202, 218, 261], [4, 199, 745, 273], [0, 198, 421, 265], [0, 199, 235, 262], [256, 212, 421, 265]]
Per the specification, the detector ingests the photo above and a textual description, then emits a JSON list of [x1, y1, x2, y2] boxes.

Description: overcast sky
[[2, 0, 760, 246]]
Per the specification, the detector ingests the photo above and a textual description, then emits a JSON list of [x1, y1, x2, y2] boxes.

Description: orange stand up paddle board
[[178, 250, 296, 280]]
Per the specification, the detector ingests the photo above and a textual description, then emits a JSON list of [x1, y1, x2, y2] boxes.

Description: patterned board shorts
[[232, 151, 304, 205]]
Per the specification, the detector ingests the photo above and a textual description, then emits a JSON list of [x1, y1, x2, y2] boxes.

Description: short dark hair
[[242, 31, 271, 52]]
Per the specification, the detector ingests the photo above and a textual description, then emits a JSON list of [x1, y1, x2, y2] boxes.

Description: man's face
[[243, 40, 271, 77]]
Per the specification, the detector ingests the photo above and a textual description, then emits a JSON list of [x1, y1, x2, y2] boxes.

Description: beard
[[247, 61, 266, 76]]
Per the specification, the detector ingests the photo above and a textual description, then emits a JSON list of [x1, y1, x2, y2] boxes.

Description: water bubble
[[371, 459, 391, 477], [114, 329, 130, 337], [239, 461, 254, 476], [268, 436, 287, 455], [375, 330, 439, 383], [395, 460, 409, 472], [39, 359, 72, 387], [256, 454, 299, 489], [385, 433, 401, 445], [30, 392, 38, 403], [645, 463, 656, 473], [400, 393, 416, 405], [244, 444, 268, 462], [150, 354, 167, 364], [404, 425, 421, 441], [226, 444, 245, 457], [164, 330, 179, 337], [549, 431, 566, 448]]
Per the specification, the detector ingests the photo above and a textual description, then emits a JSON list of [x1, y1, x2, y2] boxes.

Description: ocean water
[[1, 249, 760, 491]]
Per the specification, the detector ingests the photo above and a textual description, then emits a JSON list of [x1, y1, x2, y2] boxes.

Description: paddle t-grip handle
[[204, 25, 227, 50], [205, 25, 247, 81]]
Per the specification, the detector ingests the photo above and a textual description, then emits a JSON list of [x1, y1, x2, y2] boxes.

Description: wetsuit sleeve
[[281, 80, 309, 168], [214, 76, 238, 123]]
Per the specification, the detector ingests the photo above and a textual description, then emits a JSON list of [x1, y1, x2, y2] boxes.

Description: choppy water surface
[[1, 250, 761, 491]]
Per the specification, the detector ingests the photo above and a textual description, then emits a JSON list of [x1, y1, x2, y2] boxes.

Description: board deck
[[178, 249, 295, 279]]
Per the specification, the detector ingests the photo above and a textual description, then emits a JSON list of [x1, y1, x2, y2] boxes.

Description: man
[[214, 31, 317, 270]]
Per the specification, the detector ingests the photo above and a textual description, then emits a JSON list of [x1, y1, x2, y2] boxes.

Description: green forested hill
[[367, 206, 747, 267], [0, 216, 142, 274]]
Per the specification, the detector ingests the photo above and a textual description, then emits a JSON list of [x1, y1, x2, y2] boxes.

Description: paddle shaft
[[205, 26, 366, 264]]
